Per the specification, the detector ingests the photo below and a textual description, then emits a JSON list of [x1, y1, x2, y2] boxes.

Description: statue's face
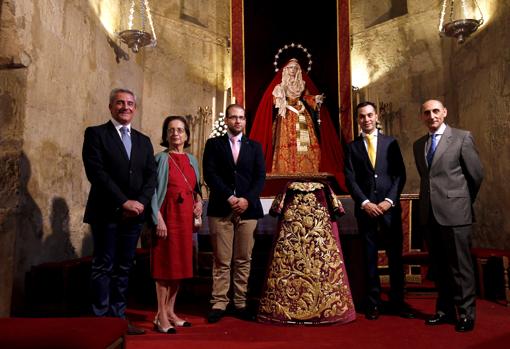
[[286, 62, 299, 77]]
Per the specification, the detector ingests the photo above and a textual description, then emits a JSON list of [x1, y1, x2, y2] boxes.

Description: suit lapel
[[237, 135, 249, 165], [415, 135, 428, 173], [107, 121, 130, 161], [220, 134, 236, 167], [130, 129, 140, 164], [375, 133, 387, 170], [430, 125, 451, 168], [353, 136, 370, 167]]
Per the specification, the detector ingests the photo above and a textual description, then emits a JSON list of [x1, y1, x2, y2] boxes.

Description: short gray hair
[[109, 88, 137, 105]]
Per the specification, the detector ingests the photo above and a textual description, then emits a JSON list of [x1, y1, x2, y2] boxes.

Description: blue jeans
[[90, 221, 142, 318]]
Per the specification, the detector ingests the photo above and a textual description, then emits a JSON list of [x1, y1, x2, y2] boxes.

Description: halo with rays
[[273, 43, 313, 72]]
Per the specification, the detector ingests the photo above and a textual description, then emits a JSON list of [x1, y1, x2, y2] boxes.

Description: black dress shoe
[[385, 303, 416, 319], [207, 308, 226, 323], [127, 323, 146, 335], [425, 313, 456, 326], [365, 306, 380, 320], [455, 317, 475, 332], [235, 307, 256, 321], [397, 308, 416, 319]]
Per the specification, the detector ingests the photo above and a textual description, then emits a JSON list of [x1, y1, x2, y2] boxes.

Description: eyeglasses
[[168, 127, 185, 134], [226, 115, 246, 121]]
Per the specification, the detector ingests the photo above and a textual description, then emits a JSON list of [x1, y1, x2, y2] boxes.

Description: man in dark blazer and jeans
[[203, 104, 266, 323], [414, 99, 483, 332], [82, 88, 156, 334], [345, 102, 413, 320]]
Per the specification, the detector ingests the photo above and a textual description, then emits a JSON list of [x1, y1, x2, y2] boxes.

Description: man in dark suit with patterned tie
[[345, 102, 412, 320], [203, 104, 266, 323], [82, 88, 156, 334], [414, 99, 483, 332]]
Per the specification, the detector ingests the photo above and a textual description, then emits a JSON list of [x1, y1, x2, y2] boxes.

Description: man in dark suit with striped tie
[[414, 99, 483, 332], [82, 88, 156, 334], [345, 101, 412, 320]]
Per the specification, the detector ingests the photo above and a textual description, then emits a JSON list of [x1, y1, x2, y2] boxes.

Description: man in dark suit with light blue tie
[[82, 88, 156, 334], [414, 99, 483, 332], [345, 102, 412, 320], [203, 104, 266, 323]]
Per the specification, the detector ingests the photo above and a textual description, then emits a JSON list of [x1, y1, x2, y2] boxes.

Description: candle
[[212, 96, 216, 126], [356, 91, 360, 106], [376, 95, 380, 115], [232, 96, 236, 105], [223, 89, 227, 115]]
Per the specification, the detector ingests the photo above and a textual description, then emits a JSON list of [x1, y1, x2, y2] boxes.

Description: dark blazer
[[203, 134, 266, 219], [344, 132, 406, 226], [413, 125, 483, 226], [82, 121, 157, 224]]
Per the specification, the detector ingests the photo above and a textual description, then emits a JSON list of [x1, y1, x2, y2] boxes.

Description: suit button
[[129, 170, 133, 174], [374, 174, 378, 178], [374, 190, 378, 194]]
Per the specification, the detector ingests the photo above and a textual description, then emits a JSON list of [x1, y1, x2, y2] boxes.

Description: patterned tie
[[230, 136, 240, 164], [120, 126, 131, 159], [366, 133, 376, 168], [426, 133, 437, 167]]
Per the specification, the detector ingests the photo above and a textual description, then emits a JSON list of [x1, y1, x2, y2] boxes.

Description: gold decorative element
[[259, 191, 352, 322], [288, 182, 324, 192]]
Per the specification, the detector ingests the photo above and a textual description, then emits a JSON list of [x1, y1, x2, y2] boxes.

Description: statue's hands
[[315, 94, 325, 105]]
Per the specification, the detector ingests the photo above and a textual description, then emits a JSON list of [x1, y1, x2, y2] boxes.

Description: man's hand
[[377, 200, 392, 213], [122, 200, 144, 217], [228, 195, 239, 208], [362, 202, 384, 218], [232, 197, 249, 214]]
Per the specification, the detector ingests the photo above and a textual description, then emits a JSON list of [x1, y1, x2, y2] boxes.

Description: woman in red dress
[[150, 116, 202, 334]]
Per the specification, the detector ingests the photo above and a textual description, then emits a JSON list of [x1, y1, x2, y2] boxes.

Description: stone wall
[[1, 0, 144, 315], [0, 0, 230, 316], [448, 0, 510, 248], [142, 0, 230, 159], [351, 0, 510, 249]]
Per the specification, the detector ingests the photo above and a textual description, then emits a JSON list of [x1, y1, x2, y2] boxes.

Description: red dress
[[151, 153, 196, 280]]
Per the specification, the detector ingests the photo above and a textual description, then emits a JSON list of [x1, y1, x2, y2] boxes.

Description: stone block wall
[[0, 0, 230, 316], [351, 0, 510, 249]]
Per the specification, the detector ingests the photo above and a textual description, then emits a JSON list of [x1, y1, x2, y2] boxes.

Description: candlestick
[[223, 89, 227, 115], [212, 96, 216, 126]]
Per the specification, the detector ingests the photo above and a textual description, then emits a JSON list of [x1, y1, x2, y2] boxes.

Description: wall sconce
[[439, 0, 484, 44], [118, 0, 157, 53]]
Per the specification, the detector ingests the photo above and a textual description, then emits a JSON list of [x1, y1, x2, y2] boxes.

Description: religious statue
[[250, 58, 347, 192], [271, 58, 322, 173]]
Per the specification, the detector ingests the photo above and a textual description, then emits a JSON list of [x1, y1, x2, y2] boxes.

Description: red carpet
[[126, 295, 510, 349]]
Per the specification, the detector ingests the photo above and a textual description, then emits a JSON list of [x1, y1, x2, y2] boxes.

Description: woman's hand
[[156, 212, 167, 238], [193, 199, 203, 218]]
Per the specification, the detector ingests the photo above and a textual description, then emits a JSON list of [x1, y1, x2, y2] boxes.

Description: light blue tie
[[426, 133, 437, 167], [120, 126, 131, 159]]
